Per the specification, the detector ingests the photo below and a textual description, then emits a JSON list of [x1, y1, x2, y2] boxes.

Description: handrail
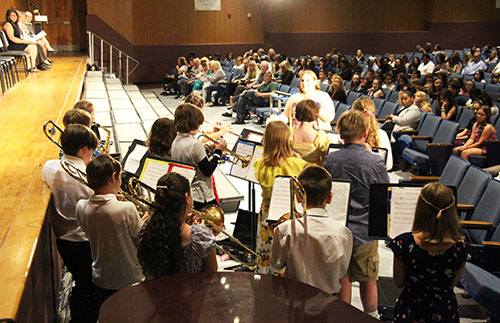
[[87, 31, 139, 84]]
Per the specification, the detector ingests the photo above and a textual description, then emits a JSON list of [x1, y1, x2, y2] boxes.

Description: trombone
[[43, 120, 111, 154], [60, 159, 153, 215], [128, 177, 261, 271], [272, 176, 307, 229], [198, 131, 252, 168]]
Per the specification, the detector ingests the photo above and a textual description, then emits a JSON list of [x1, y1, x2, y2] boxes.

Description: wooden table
[[100, 272, 377, 322]]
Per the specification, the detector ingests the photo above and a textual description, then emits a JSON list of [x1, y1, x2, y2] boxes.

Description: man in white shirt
[[417, 54, 435, 75], [76, 155, 145, 320], [42, 124, 99, 323], [271, 166, 353, 295], [462, 51, 487, 75]]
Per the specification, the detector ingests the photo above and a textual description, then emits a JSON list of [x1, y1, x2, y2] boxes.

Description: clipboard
[[239, 128, 264, 144]]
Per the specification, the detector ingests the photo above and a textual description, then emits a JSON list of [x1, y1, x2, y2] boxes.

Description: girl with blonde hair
[[254, 121, 307, 273]]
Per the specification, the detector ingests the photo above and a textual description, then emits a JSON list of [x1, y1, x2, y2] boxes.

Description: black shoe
[[243, 112, 251, 120], [221, 112, 232, 117], [160, 91, 169, 96], [174, 95, 181, 99], [232, 120, 246, 125], [38, 64, 51, 70], [255, 118, 264, 125]]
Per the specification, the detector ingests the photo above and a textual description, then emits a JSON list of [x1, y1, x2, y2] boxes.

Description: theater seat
[[460, 262, 500, 319]]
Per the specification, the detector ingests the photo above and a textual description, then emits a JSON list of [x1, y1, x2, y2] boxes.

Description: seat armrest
[[457, 204, 475, 211], [411, 135, 432, 140], [459, 220, 493, 229], [482, 241, 500, 248], [409, 175, 440, 182], [427, 143, 453, 147], [400, 129, 418, 134]]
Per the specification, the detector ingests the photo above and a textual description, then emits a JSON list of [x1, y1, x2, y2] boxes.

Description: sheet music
[[268, 177, 292, 221], [169, 164, 196, 183], [247, 133, 263, 143], [327, 133, 341, 144], [33, 30, 47, 41], [230, 141, 255, 179], [139, 159, 170, 188], [246, 145, 263, 183], [123, 144, 148, 174], [389, 187, 421, 238], [327, 181, 351, 223]]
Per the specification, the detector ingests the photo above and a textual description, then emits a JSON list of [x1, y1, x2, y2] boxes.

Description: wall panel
[[87, 0, 134, 42], [431, 0, 500, 22], [0, 0, 26, 18]]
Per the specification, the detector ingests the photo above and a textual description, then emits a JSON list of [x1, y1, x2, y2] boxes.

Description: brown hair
[[262, 121, 294, 166], [351, 97, 380, 147], [174, 103, 204, 133], [297, 165, 332, 207], [146, 118, 175, 157], [336, 110, 367, 142], [295, 99, 319, 122], [86, 154, 122, 191], [184, 93, 205, 109], [73, 100, 95, 115], [63, 109, 92, 127], [412, 182, 463, 244], [61, 124, 99, 156]]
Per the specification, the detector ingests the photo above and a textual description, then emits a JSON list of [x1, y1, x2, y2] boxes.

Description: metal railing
[[87, 31, 139, 84]]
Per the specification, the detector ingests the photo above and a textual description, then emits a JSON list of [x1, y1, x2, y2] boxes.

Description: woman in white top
[[281, 70, 335, 130], [352, 97, 393, 170]]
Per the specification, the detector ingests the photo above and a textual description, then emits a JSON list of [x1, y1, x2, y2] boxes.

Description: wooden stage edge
[[0, 54, 88, 320]]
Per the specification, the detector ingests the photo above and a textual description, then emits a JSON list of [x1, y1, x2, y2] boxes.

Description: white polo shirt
[[42, 155, 93, 242], [76, 194, 144, 290]]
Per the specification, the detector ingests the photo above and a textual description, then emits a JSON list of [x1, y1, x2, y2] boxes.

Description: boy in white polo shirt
[[76, 155, 145, 319], [271, 165, 353, 295]]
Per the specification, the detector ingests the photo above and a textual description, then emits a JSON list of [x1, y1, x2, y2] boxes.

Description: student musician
[[171, 103, 227, 210], [76, 155, 145, 321], [389, 182, 466, 322], [42, 124, 99, 323], [137, 172, 217, 278], [62, 108, 92, 128], [271, 165, 353, 295], [254, 121, 307, 274], [324, 110, 389, 319], [73, 100, 101, 140]]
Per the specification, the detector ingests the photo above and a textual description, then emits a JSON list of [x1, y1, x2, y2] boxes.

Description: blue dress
[[389, 232, 467, 322], [182, 224, 216, 274]]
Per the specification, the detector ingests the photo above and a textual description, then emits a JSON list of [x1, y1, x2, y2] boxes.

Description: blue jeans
[[205, 84, 224, 103]]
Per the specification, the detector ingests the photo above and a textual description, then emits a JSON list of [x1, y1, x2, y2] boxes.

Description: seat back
[[416, 111, 427, 131], [485, 83, 500, 93], [378, 101, 397, 120], [320, 83, 329, 93], [373, 98, 385, 117], [412, 114, 441, 152], [290, 78, 300, 89], [334, 103, 350, 122], [468, 179, 500, 243], [438, 155, 470, 189], [474, 82, 486, 90], [387, 90, 399, 103], [0, 31, 10, 50], [457, 108, 475, 128], [457, 165, 491, 208], [431, 119, 459, 145], [346, 91, 361, 105], [280, 84, 290, 93]]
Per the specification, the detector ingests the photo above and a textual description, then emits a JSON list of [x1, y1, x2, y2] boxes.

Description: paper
[[34, 30, 47, 41], [139, 159, 170, 188], [389, 187, 421, 238], [246, 145, 263, 183], [230, 141, 255, 180], [247, 133, 263, 143], [327, 181, 351, 223], [194, 0, 221, 11], [169, 163, 196, 183], [123, 144, 148, 174], [268, 177, 292, 221]]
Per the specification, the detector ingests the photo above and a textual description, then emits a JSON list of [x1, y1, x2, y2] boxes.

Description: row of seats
[[0, 30, 30, 96]]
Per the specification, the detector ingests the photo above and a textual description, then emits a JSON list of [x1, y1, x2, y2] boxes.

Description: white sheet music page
[[123, 144, 148, 174], [246, 145, 263, 183], [389, 187, 421, 238], [230, 141, 254, 179], [139, 159, 170, 188], [268, 177, 291, 221], [247, 133, 263, 143], [169, 164, 196, 183], [327, 181, 351, 223]]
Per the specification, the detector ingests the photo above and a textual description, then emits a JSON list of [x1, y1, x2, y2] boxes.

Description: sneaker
[[255, 118, 264, 125], [232, 120, 246, 125], [221, 112, 233, 117], [206, 102, 214, 107]]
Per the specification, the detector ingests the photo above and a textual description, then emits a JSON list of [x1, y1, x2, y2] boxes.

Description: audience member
[[462, 51, 487, 76]]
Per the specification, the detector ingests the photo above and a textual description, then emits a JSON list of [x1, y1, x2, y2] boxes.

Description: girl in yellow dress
[[254, 121, 307, 273]]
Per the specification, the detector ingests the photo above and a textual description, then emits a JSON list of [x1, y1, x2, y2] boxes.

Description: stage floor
[[0, 53, 87, 318]]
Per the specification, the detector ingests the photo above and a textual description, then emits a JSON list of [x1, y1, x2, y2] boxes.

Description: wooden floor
[[0, 54, 87, 319]]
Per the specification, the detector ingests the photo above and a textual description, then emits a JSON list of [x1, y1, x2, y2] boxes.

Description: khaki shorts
[[346, 241, 379, 282]]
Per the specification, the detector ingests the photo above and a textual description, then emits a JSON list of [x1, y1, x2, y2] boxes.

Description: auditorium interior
[[1, 0, 500, 322]]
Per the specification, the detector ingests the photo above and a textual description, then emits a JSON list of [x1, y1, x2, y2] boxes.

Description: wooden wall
[[87, 0, 134, 43], [0, 0, 27, 20], [431, 0, 500, 22]]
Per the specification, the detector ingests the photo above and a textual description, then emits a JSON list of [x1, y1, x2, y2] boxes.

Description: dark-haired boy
[[324, 110, 389, 319], [76, 155, 144, 319], [42, 124, 99, 322], [271, 165, 353, 295]]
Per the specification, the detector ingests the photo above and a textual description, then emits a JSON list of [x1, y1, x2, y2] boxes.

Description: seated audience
[[414, 91, 432, 113], [436, 89, 458, 120], [137, 172, 217, 279], [203, 60, 227, 106], [462, 51, 487, 75], [329, 74, 347, 103], [3, 8, 39, 71], [366, 79, 384, 98], [271, 165, 353, 295], [384, 90, 421, 142]]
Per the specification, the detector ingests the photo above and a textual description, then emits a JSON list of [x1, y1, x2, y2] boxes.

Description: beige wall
[[87, 0, 134, 42]]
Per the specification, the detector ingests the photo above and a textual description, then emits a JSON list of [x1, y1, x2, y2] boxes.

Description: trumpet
[[43, 120, 111, 154], [198, 131, 252, 168], [272, 176, 307, 229], [128, 177, 261, 271], [60, 160, 153, 215]]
